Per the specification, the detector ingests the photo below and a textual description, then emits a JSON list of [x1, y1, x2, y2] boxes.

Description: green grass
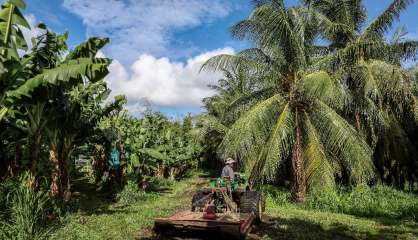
[[255, 186, 418, 240], [49, 171, 204, 240], [253, 199, 418, 240], [49, 171, 418, 240], [264, 185, 418, 220]]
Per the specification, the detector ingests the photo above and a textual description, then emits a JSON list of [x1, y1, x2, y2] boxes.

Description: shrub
[[262, 185, 293, 207]]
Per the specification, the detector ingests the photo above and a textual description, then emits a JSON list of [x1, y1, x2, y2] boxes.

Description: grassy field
[[253, 200, 418, 239], [49, 171, 204, 240], [49, 170, 418, 240]]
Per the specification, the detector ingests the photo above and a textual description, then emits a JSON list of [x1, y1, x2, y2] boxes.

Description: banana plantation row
[[0, 0, 417, 218], [0, 0, 202, 203]]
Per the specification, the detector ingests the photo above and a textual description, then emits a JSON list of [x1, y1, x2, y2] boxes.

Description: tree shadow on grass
[[139, 215, 417, 240], [248, 216, 418, 240], [70, 172, 174, 216], [70, 173, 115, 215]]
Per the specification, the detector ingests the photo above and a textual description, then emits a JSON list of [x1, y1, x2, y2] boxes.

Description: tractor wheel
[[191, 190, 210, 211], [239, 191, 264, 223]]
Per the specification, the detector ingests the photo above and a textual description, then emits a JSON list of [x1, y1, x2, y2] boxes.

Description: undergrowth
[[116, 177, 174, 204]]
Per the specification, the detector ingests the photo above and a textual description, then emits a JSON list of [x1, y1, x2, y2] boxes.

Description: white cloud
[[63, 0, 232, 64], [105, 47, 234, 108], [21, 14, 46, 50]]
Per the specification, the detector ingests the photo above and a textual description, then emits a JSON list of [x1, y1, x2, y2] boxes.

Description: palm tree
[[198, 67, 266, 168], [202, 0, 373, 202], [305, 0, 418, 188]]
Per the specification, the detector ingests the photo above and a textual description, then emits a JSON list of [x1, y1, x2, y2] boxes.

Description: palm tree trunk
[[49, 144, 60, 198], [291, 123, 306, 203]]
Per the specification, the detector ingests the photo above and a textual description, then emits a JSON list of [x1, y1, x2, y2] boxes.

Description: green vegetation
[[49, 169, 204, 240], [0, 0, 417, 239], [261, 200, 418, 240], [45, 171, 418, 239], [265, 185, 418, 220], [199, 0, 418, 202]]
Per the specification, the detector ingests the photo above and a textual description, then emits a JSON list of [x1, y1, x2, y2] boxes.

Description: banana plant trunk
[[355, 112, 361, 130], [30, 130, 42, 174], [9, 145, 21, 177], [156, 163, 165, 178], [291, 123, 306, 203], [49, 143, 61, 198], [169, 167, 178, 181], [118, 142, 127, 185], [93, 148, 106, 184], [60, 139, 73, 201]]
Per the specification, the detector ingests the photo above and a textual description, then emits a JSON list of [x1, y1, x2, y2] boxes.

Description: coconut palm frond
[[200, 54, 268, 74], [221, 94, 283, 170], [304, 113, 335, 190], [311, 100, 374, 185], [363, 0, 413, 38], [251, 4, 307, 68], [387, 40, 418, 64], [227, 87, 276, 113], [198, 114, 229, 137], [299, 70, 345, 108], [252, 103, 294, 180]]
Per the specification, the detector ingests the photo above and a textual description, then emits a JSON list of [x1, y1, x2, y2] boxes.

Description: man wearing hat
[[221, 157, 236, 180]]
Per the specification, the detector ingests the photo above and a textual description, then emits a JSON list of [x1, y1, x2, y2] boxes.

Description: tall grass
[[0, 173, 52, 240], [264, 185, 418, 220]]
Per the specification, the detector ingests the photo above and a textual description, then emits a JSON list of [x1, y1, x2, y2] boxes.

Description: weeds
[[0, 172, 53, 240]]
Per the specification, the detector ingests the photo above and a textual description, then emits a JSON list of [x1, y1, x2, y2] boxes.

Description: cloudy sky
[[23, 0, 418, 117]]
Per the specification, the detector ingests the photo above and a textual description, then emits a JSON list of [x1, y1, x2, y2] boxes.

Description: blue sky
[[22, 0, 418, 118]]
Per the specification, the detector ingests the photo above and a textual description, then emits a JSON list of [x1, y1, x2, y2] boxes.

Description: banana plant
[[0, 0, 29, 57], [0, 0, 30, 121]]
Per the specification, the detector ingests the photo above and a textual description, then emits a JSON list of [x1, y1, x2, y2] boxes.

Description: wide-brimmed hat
[[225, 158, 236, 164]]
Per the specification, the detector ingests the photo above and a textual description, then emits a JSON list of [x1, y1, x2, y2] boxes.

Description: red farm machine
[[154, 173, 265, 239]]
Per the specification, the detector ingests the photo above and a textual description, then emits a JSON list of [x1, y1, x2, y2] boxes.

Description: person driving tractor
[[221, 157, 236, 180]]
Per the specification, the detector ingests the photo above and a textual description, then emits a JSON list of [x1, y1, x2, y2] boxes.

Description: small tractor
[[154, 173, 265, 239]]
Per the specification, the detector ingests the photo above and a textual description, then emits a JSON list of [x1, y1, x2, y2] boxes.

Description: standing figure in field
[[221, 158, 236, 180]]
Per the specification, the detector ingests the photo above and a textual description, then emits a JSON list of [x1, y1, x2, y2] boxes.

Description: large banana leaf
[[138, 148, 171, 162], [6, 58, 111, 100], [0, 0, 29, 52], [66, 37, 109, 60], [0, 107, 8, 119]]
